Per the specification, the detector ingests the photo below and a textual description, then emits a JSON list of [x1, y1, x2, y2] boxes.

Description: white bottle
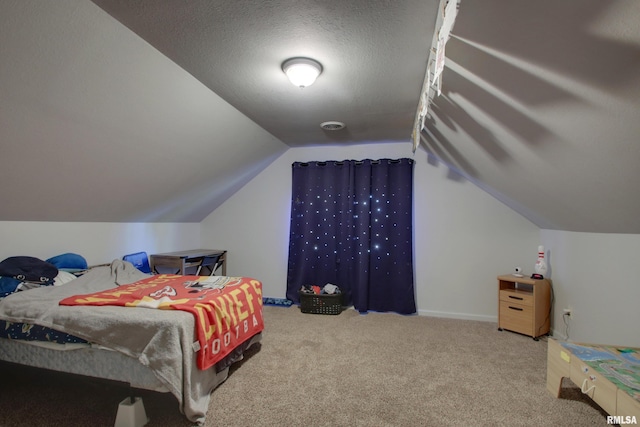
[[534, 245, 547, 277]]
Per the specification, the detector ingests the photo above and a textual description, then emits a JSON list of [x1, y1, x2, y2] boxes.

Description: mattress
[[0, 337, 169, 391]]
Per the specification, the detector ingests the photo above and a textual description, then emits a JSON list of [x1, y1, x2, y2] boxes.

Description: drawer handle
[[508, 295, 524, 300], [580, 378, 596, 394], [508, 306, 523, 311]]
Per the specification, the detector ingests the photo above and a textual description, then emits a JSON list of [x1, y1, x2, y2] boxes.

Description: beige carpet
[[0, 306, 609, 426]]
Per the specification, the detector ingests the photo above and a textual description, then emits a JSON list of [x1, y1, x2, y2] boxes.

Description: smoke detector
[[320, 121, 346, 131]]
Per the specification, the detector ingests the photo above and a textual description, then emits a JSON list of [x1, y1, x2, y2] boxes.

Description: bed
[[546, 338, 640, 423], [0, 260, 263, 425]]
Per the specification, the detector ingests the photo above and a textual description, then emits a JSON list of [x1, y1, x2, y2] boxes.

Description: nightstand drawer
[[499, 300, 533, 335], [499, 290, 533, 307]]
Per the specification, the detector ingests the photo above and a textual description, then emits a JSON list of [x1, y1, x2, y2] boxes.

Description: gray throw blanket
[[0, 260, 226, 424]]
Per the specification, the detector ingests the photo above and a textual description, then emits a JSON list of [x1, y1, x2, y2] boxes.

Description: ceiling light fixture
[[282, 57, 323, 88]]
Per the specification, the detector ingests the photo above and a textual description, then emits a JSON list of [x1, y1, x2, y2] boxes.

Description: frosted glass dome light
[[282, 58, 323, 88]]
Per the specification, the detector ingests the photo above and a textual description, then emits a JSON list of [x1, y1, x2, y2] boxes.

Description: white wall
[[3, 145, 636, 347], [541, 229, 640, 347], [201, 142, 541, 321], [0, 221, 201, 266]]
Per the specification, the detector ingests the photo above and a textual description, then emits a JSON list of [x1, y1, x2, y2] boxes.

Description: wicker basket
[[299, 291, 343, 315]]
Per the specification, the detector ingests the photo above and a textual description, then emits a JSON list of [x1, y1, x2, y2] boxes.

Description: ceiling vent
[[320, 121, 346, 131]]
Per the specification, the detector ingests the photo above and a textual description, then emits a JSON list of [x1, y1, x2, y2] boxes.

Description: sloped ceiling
[[0, 0, 288, 222], [427, 0, 640, 233], [1, 1, 639, 233]]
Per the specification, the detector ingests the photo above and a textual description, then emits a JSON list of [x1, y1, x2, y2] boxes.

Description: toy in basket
[[299, 284, 343, 315]]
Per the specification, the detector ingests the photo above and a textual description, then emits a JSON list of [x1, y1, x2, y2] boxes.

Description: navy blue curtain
[[286, 158, 415, 314]]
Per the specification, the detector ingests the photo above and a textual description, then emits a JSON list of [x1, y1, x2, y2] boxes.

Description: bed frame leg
[[114, 396, 149, 427]]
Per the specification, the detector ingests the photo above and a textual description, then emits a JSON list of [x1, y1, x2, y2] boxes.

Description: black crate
[[299, 291, 343, 315]]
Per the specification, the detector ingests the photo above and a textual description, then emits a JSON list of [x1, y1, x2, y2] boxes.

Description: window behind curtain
[[286, 158, 415, 314]]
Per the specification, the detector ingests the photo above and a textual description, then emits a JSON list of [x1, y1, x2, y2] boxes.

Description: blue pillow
[[0, 276, 21, 298], [46, 253, 88, 270]]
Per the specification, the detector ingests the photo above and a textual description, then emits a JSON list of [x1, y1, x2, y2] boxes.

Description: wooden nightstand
[[497, 274, 551, 340]]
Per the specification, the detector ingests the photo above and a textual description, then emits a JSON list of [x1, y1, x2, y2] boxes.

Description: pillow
[[46, 253, 88, 270], [0, 276, 21, 299], [0, 256, 58, 285], [53, 270, 78, 286]]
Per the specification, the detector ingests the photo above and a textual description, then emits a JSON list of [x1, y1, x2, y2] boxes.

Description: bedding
[[0, 256, 58, 285], [0, 255, 78, 299], [45, 252, 88, 271], [0, 276, 21, 298], [0, 260, 263, 425], [0, 319, 87, 344], [59, 274, 264, 370]]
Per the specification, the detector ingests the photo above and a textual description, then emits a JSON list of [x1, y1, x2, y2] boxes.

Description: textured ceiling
[[1, 0, 639, 233], [88, 0, 640, 233], [90, 0, 439, 146]]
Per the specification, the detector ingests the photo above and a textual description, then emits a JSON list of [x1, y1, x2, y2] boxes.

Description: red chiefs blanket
[[59, 274, 264, 370]]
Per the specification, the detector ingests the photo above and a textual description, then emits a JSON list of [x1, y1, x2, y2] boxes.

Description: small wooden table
[[149, 249, 227, 276], [547, 338, 640, 420]]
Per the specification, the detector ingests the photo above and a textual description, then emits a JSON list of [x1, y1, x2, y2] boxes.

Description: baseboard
[[417, 309, 497, 323], [549, 328, 568, 341], [266, 297, 498, 323]]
